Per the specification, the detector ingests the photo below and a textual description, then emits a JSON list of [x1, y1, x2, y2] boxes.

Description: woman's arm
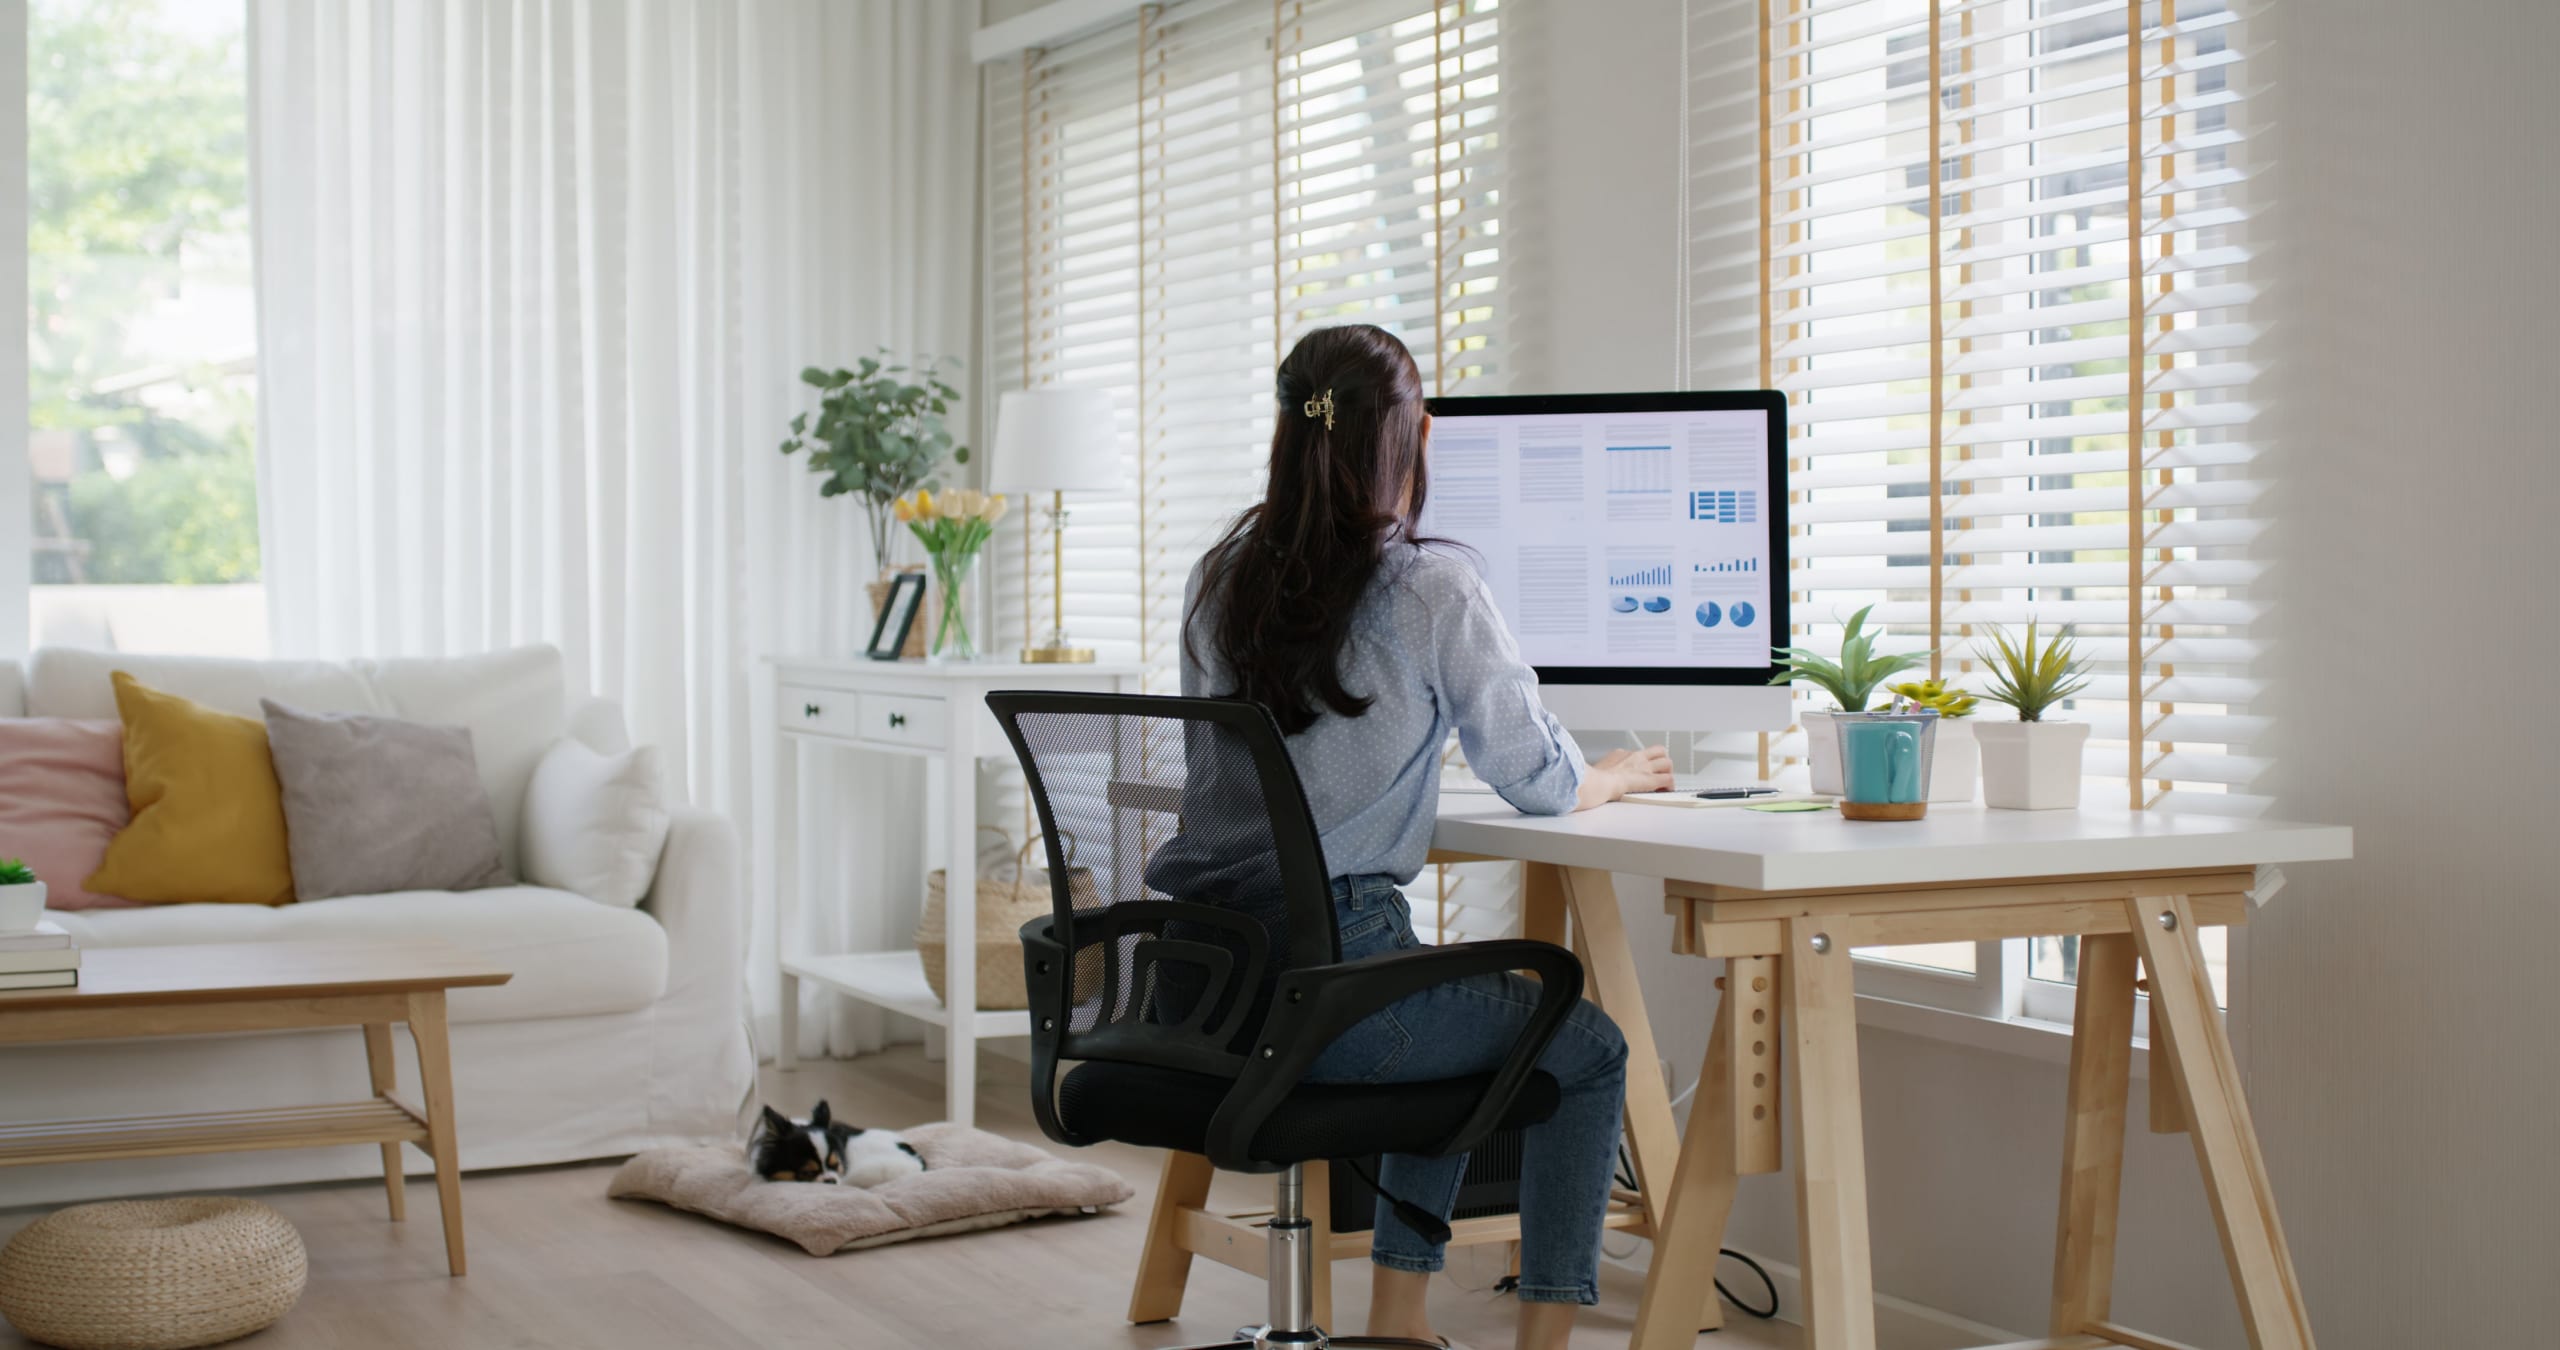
[[1427, 561, 1672, 813]]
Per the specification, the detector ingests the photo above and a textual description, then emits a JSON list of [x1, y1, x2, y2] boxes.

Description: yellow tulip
[[892, 497, 916, 523], [914, 488, 937, 518], [985, 494, 1011, 524]]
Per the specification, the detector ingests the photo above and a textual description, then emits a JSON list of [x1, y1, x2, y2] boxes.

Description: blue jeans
[[1304, 875, 1629, 1306]]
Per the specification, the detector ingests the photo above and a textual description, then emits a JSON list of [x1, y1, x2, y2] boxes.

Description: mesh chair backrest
[[990, 693, 1338, 1077]]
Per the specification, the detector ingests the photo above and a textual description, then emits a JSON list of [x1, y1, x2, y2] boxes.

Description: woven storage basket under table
[[0, 1197, 307, 1350], [919, 832, 1098, 1011]]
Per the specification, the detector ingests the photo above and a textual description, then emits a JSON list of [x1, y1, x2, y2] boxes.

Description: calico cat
[[746, 1100, 925, 1188]]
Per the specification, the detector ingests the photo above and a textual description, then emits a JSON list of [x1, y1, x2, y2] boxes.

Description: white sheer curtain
[[249, 0, 978, 1060]]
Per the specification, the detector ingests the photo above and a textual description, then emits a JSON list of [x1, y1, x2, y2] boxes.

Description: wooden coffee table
[[0, 940, 511, 1275]]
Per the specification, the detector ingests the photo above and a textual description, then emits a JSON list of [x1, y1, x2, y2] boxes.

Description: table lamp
[[989, 387, 1126, 663]]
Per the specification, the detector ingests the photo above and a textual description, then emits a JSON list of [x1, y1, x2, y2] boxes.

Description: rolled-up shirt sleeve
[[1430, 564, 1588, 815]]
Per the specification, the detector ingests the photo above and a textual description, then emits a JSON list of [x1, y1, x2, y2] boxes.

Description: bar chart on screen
[[1693, 557, 1759, 574], [1608, 560, 1673, 587]]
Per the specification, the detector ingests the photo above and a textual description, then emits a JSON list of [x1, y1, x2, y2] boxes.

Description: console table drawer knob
[[803, 703, 822, 718], [888, 712, 907, 729]]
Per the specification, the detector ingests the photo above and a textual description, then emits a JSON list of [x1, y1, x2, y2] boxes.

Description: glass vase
[[927, 548, 980, 662]]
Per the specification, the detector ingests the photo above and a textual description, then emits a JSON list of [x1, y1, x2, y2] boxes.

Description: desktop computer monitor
[[1416, 390, 1792, 732]]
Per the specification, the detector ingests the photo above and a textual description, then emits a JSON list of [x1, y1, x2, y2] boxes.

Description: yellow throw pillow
[[86, 672, 297, 906]]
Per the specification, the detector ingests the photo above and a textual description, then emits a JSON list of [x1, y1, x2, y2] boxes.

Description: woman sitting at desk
[[1179, 323, 1672, 1350]]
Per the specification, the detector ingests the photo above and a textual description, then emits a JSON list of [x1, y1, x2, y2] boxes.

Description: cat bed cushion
[[607, 1123, 1133, 1255]]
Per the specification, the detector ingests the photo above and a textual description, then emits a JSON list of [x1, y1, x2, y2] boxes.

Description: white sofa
[[0, 644, 754, 1207]]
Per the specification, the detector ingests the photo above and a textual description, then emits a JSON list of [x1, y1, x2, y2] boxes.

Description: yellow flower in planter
[[1889, 677, 1978, 718], [914, 487, 937, 519], [892, 496, 916, 523]]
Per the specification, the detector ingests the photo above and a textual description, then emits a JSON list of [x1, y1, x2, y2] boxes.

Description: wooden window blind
[[1704, 0, 2263, 811], [986, 0, 1516, 938]]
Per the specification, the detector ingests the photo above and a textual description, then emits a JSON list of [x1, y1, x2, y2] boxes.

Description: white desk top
[[1432, 793, 2353, 893]]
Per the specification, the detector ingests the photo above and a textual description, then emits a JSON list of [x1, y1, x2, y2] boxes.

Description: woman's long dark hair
[[1187, 324, 1430, 736]]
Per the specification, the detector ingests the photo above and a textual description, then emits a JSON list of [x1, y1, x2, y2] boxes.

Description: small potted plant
[[1770, 605, 1929, 794], [777, 353, 970, 640], [1971, 621, 2093, 809], [0, 858, 44, 933], [1889, 677, 1980, 803]]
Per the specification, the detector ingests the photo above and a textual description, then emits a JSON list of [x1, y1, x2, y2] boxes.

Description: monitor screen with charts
[[1416, 390, 1789, 691]]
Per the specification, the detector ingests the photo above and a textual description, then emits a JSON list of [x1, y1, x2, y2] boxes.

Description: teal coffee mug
[[1837, 713, 1936, 820]]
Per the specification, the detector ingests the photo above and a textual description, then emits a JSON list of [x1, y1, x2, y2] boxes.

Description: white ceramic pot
[[1926, 718, 1979, 804], [1800, 710, 1844, 795], [0, 880, 46, 933], [1974, 719, 2089, 810]]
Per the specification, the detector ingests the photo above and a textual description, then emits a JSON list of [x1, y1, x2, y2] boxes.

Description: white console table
[[758, 656, 1143, 1126]]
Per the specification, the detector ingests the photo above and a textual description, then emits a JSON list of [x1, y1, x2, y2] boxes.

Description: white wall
[[1511, 2, 2560, 1347], [2246, 1, 2560, 1344]]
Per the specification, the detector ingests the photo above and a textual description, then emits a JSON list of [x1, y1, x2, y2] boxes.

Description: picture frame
[[867, 572, 927, 660]]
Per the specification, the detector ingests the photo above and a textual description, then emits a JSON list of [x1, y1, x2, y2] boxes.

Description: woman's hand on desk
[[1575, 745, 1676, 810]]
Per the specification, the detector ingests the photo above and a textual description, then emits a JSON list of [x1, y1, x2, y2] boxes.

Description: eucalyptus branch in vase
[[776, 353, 969, 582]]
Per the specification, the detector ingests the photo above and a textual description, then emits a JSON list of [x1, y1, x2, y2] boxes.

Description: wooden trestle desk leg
[[1783, 916, 1877, 1350], [1554, 866, 1683, 1235], [2129, 895, 2317, 1350], [361, 1022, 406, 1222], [407, 990, 467, 1277], [1129, 1150, 1216, 1323], [1629, 983, 1743, 1348], [2050, 931, 2138, 1334]]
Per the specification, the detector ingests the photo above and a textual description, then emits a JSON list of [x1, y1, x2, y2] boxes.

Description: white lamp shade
[[988, 387, 1126, 494]]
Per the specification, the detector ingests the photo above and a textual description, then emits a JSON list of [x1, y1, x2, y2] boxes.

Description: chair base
[[1155, 1166, 1458, 1350]]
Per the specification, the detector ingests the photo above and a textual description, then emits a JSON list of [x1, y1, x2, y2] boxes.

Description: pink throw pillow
[[0, 718, 136, 910]]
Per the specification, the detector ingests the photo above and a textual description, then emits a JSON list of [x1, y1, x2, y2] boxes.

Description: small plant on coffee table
[[0, 859, 35, 886]]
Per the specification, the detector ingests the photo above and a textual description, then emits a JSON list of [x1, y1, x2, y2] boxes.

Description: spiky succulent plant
[[1769, 605, 1930, 713], [1974, 621, 2091, 722]]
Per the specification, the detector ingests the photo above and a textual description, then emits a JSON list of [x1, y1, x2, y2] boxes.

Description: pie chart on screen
[[1731, 601, 1756, 628], [1694, 601, 1722, 628]]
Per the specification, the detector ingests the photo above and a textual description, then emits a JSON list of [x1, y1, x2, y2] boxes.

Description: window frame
[[10, 0, 264, 659], [1852, 939, 2016, 1020]]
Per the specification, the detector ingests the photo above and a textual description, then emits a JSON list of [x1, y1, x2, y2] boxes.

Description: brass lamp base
[[1019, 644, 1096, 664]]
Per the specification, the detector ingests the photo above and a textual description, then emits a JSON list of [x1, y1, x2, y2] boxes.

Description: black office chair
[[987, 691, 1584, 1350]]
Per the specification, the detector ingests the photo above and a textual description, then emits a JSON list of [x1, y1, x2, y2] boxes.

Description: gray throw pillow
[[262, 699, 512, 901]]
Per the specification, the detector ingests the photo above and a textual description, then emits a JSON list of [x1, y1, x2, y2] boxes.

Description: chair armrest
[[1204, 940, 1583, 1170], [1019, 917, 1084, 1148], [1019, 903, 1270, 1150], [642, 807, 746, 1012]]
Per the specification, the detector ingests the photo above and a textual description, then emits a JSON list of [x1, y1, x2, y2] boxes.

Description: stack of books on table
[[0, 921, 79, 991]]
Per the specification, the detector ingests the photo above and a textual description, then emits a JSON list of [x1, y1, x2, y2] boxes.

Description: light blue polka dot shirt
[[1180, 540, 1589, 885]]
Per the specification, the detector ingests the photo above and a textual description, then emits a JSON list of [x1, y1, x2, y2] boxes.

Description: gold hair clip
[[1303, 389, 1336, 430]]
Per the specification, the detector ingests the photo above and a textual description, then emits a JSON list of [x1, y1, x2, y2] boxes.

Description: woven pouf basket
[[0, 1198, 306, 1350]]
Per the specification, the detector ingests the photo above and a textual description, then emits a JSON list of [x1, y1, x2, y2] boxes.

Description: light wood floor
[[0, 1048, 1796, 1349]]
